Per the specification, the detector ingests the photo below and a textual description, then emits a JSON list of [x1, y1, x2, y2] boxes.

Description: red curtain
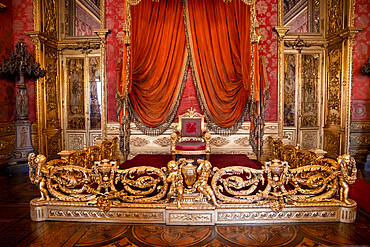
[[127, 0, 188, 127], [122, 0, 262, 133], [186, 0, 254, 128]]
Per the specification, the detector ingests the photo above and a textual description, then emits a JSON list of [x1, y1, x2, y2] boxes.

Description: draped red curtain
[[186, 0, 254, 128], [127, 0, 188, 128], [121, 0, 262, 134]]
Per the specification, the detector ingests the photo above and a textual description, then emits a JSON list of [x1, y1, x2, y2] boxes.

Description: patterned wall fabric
[[0, 0, 35, 123], [256, 0, 278, 121], [106, 0, 124, 122], [352, 0, 370, 121], [0, 0, 15, 123]]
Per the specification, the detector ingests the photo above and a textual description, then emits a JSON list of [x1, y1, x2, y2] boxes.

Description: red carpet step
[[121, 154, 262, 169]]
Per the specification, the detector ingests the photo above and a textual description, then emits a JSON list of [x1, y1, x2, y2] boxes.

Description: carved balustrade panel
[[28, 138, 357, 219]]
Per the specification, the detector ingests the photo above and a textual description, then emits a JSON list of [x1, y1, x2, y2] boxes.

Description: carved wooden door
[[283, 50, 324, 149], [62, 53, 102, 150]]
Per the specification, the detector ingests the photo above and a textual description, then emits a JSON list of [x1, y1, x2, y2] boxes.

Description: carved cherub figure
[[165, 160, 184, 207], [28, 153, 51, 201], [337, 154, 357, 204], [194, 159, 219, 207]]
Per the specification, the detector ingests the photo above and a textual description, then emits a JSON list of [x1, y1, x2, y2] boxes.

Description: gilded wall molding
[[28, 0, 62, 159], [327, 0, 343, 37], [324, 130, 341, 158], [59, 41, 100, 52], [0, 122, 15, 166], [351, 121, 370, 132], [350, 120, 370, 163], [274, 26, 290, 138], [326, 45, 342, 126]]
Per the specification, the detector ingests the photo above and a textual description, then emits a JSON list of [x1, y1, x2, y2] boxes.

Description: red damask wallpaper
[[256, 0, 278, 121], [106, 0, 124, 122], [175, 67, 202, 117], [0, 0, 15, 123], [13, 0, 35, 122], [0, 0, 35, 123], [352, 0, 370, 121]]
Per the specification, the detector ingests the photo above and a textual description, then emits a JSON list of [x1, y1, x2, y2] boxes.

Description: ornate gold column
[[324, 0, 362, 157], [274, 11, 290, 138], [341, 27, 363, 153], [274, 0, 290, 137], [27, 0, 62, 159], [94, 29, 110, 138]]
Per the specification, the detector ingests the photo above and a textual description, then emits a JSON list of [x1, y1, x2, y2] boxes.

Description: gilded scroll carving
[[324, 130, 341, 158], [46, 131, 61, 159], [327, 0, 343, 36], [28, 138, 357, 221], [312, 0, 320, 33], [44, 0, 57, 37], [45, 47, 60, 129], [327, 46, 342, 126]]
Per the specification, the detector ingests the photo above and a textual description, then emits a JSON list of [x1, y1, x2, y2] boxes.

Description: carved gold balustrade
[[28, 138, 358, 224]]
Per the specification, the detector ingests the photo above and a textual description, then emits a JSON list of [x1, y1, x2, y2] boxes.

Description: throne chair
[[171, 108, 211, 160]]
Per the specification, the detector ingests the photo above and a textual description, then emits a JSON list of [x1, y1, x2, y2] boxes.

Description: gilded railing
[[28, 138, 357, 212]]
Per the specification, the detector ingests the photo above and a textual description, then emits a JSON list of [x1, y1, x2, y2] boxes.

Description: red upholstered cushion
[[181, 118, 202, 137], [176, 141, 205, 151]]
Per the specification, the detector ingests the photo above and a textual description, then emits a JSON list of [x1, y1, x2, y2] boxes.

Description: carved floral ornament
[[28, 138, 357, 216]]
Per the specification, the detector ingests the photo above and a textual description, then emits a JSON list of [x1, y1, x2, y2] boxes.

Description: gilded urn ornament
[[181, 159, 197, 188]]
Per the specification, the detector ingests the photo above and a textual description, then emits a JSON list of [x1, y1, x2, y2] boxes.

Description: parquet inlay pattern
[[0, 166, 369, 247]]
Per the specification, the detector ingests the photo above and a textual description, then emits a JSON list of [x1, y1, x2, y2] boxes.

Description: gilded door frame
[[282, 49, 325, 149], [29, 0, 109, 156], [61, 51, 102, 150], [276, 0, 361, 156]]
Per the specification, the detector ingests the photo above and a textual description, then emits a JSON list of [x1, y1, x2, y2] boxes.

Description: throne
[[171, 108, 211, 160]]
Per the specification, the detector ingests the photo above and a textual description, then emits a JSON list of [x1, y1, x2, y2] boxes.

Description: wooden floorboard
[[0, 164, 368, 247]]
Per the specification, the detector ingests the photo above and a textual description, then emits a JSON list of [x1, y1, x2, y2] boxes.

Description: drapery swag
[[120, 0, 265, 138]]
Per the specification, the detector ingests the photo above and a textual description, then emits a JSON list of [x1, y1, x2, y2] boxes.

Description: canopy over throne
[[171, 108, 211, 160]]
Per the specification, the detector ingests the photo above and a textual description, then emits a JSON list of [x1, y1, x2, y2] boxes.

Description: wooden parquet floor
[[0, 166, 369, 247]]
